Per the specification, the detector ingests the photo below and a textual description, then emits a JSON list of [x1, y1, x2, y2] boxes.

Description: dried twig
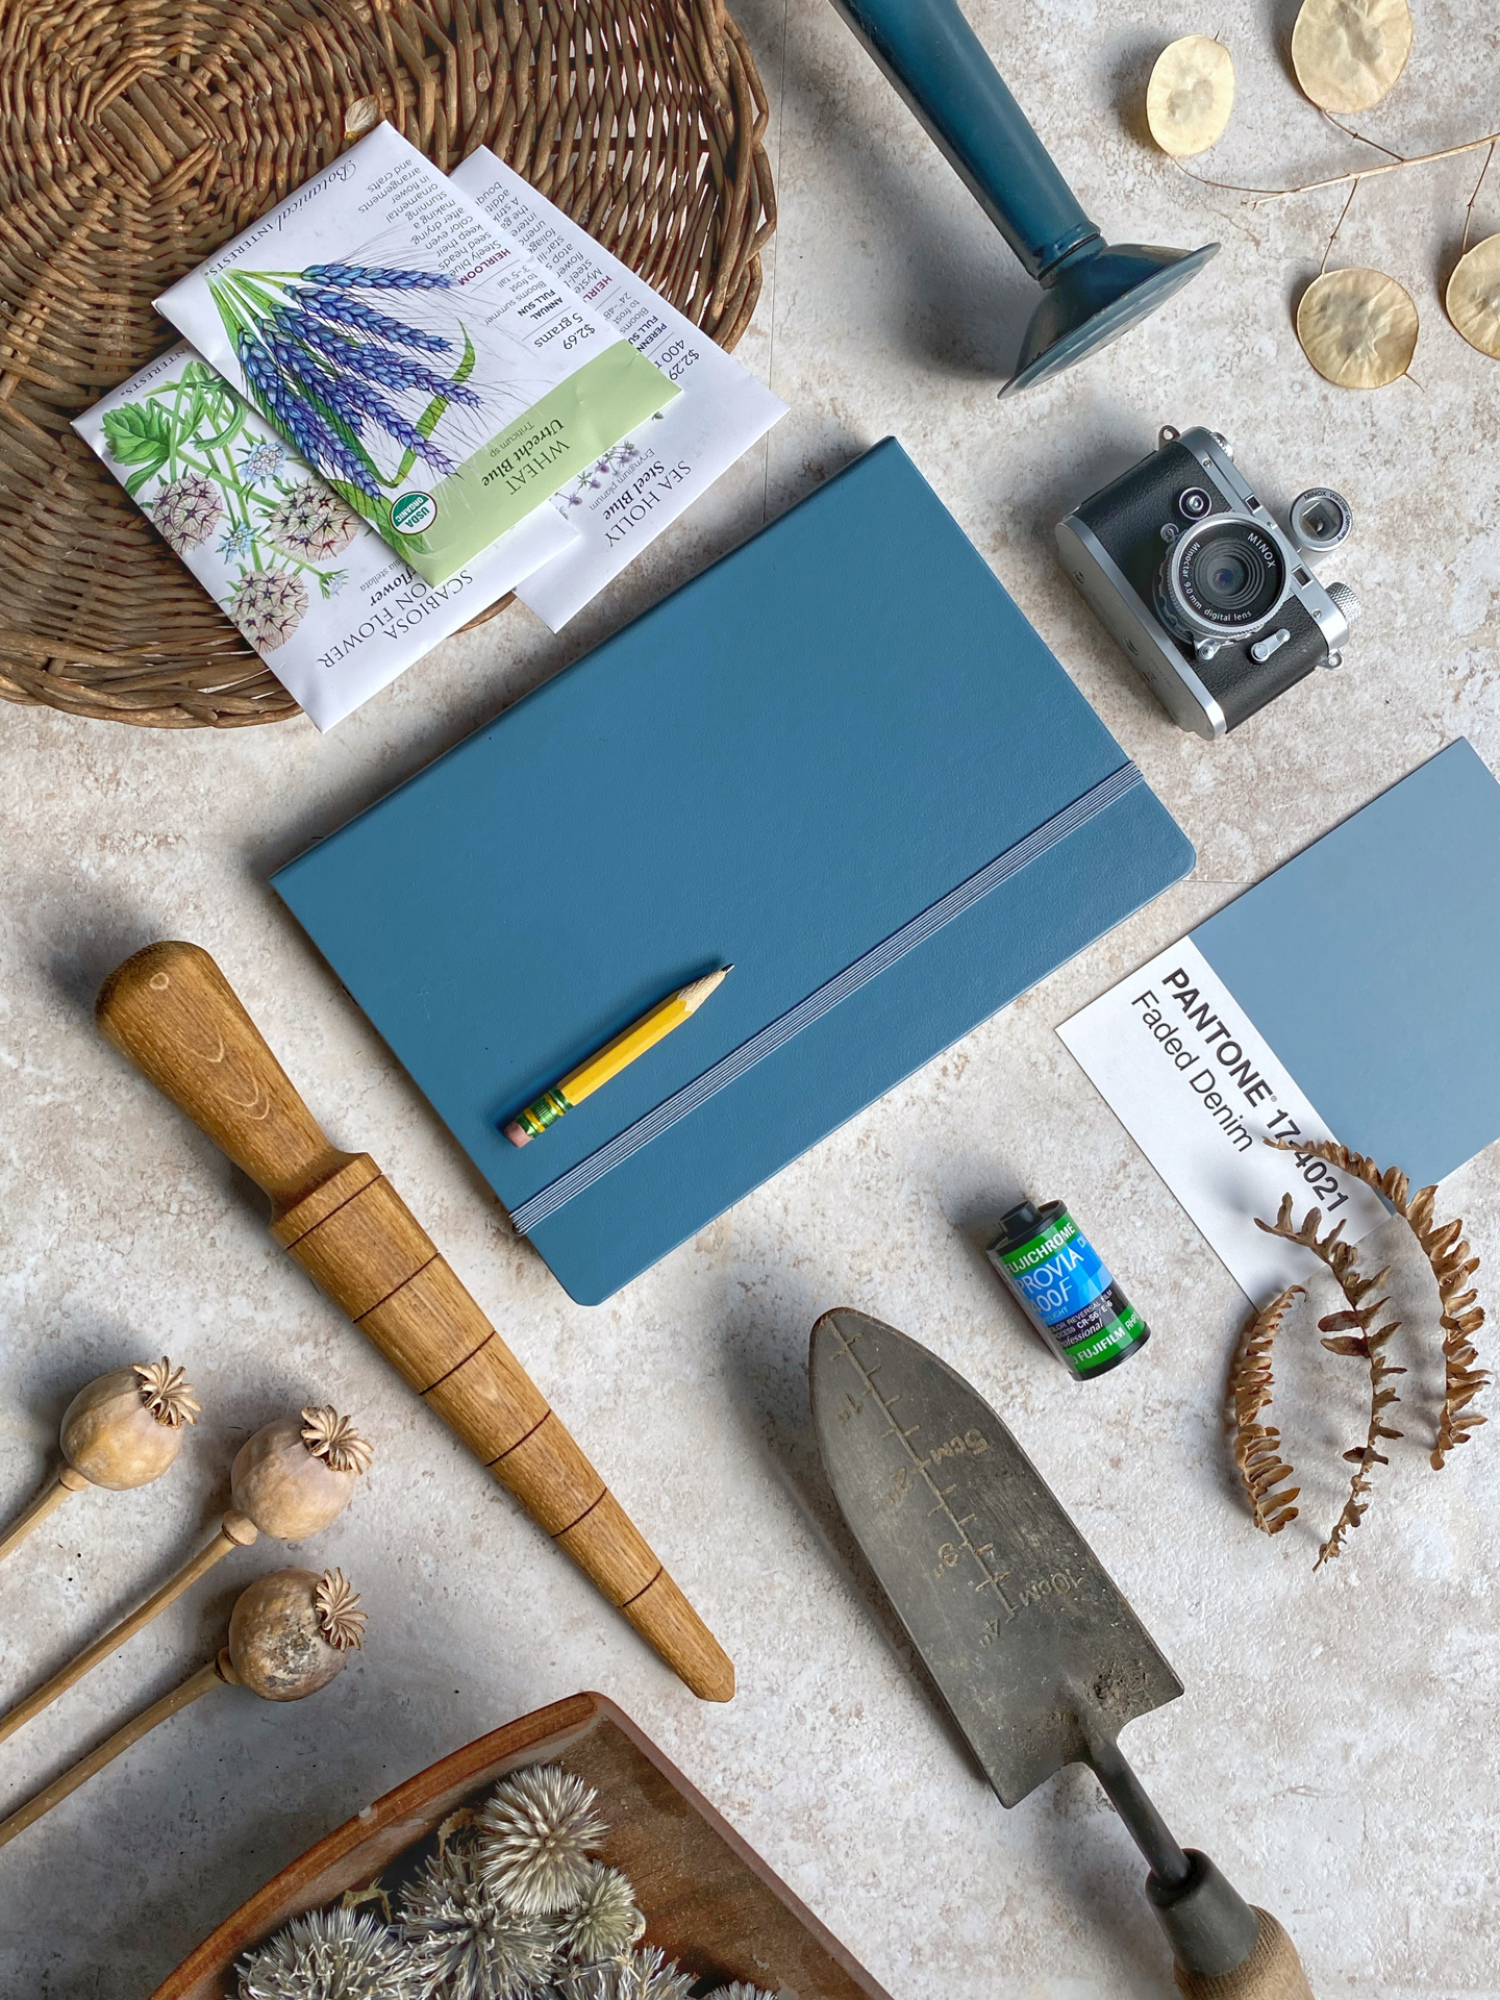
[[1256, 1197, 1404, 1564], [1267, 1139, 1488, 1467], [1462, 140, 1497, 257], [1174, 126, 1500, 206], [1230, 1285, 1304, 1534]]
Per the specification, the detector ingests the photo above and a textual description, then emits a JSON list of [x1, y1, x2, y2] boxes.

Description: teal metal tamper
[[829, 0, 1218, 395]]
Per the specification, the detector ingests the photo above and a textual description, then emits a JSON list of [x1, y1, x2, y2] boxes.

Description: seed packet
[[450, 149, 787, 631], [73, 343, 575, 729], [155, 123, 677, 585]]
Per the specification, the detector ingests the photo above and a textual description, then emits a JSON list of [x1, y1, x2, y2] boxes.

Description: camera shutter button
[[1177, 486, 1212, 521]]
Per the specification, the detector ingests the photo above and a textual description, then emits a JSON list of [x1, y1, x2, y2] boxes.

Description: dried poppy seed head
[[314, 1569, 366, 1651], [556, 1947, 694, 2000], [235, 1905, 420, 2000], [134, 1357, 201, 1427], [398, 1841, 558, 2000], [475, 1765, 608, 1914], [301, 1406, 374, 1476], [60, 1363, 193, 1490], [554, 1861, 643, 1961]]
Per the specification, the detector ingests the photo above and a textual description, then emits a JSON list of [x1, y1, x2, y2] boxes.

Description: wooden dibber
[[95, 942, 734, 1704]]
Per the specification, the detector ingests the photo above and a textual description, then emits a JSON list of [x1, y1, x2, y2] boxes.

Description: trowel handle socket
[[1149, 1852, 1314, 1995]]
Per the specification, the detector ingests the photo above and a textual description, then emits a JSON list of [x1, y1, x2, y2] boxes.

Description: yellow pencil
[[504, 967, 732, 1147]]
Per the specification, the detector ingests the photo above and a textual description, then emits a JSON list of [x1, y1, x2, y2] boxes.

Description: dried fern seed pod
[[228, 1566, 366, 1701], [61, 1357, 201, 1489], [475, 1764, 609, 1913], [235, 1906, 421, 2000], [231, 1405, 373, 1541]]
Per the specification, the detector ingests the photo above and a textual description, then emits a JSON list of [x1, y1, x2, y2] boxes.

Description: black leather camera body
[[1056, 426, 1359, 739]]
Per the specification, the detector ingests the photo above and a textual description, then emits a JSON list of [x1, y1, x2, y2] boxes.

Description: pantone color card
[[1059, 938, 1387, 1302], [157, 124, 675, 584], [451, 148, 786, 630], [1059, 741, 1500, 1303]]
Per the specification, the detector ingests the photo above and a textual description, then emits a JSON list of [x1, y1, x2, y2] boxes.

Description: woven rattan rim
[[0, 0, 774, 729]]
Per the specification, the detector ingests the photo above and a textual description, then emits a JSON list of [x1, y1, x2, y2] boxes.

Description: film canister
[[987, 1198, 1149, 1380]]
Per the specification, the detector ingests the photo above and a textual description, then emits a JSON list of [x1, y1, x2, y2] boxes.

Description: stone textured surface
[[3, 4, 1499, 1993]]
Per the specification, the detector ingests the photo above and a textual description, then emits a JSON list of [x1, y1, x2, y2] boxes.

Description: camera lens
[[1159, 516, 1287, 637]]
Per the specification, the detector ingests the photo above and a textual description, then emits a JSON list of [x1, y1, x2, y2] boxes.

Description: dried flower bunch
[[1143, 0, 1500, 387], [235, 1761, 780, 2000], [1229, 1141, 1488, 1566]]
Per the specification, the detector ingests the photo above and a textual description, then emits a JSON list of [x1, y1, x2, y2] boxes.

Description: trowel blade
[[810, 1307, 1182, 1807]]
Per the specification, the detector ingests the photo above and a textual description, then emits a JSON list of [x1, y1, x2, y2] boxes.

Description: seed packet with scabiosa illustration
[[155, 123, 677, 585], [74, 343, 575, 728]]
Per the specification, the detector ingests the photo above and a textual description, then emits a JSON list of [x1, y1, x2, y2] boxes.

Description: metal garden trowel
[[827, 0, 1218, 395], [810, 1308, 1315, 1998]]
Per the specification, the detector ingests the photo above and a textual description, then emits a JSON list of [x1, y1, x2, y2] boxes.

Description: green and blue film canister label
[[988, 1203, 1148, 1380]]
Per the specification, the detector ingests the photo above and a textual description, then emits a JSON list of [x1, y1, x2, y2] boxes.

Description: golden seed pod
[[59, 1359, 201, 1491], [229, 1405, 372, 1541], [1291, 0, 1412, 115], [227, 1566, 365, 1702], [1146, 37, 1236, 158], [1446, 234, 1500, 360], [1297, 266, 1419, 389]]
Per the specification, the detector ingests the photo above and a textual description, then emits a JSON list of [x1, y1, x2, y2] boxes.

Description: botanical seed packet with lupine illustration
[[73, 343, 575, 729], [155, 123, 677, 585]]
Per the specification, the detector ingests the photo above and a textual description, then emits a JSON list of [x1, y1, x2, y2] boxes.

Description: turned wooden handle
[[1176, 1912, 1315, 2000], [96, 942, 734, 1703], [96, 941, 353, 1216]]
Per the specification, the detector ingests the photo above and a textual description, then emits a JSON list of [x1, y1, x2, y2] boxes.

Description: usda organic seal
[[390, 491, 437, 535]]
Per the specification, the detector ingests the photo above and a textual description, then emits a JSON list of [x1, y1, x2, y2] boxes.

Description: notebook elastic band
[[510, 761, 1144, 1237]]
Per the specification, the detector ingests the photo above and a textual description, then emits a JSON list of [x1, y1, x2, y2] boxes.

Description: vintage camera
[[1056, 426, 1359, 739]]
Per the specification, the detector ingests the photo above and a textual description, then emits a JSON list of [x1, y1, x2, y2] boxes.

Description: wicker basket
[[0, 0, 774, 728]]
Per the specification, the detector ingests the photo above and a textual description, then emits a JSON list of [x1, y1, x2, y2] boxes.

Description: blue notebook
[[274, 440, 1194, 1303]]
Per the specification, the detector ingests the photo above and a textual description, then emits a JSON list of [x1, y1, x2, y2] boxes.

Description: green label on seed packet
[[155, 122, 678, 586], [419, 343, 680, 569]]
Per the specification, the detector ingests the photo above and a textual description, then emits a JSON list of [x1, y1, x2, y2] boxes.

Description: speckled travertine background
[[3, 3, 1498, 1993]]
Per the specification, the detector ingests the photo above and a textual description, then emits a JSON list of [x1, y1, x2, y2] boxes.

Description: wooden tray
[[153, 1691, 892, 2000]]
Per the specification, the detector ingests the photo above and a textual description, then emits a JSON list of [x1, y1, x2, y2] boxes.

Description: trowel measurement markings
[[829, 1325, 1013, 1623]]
